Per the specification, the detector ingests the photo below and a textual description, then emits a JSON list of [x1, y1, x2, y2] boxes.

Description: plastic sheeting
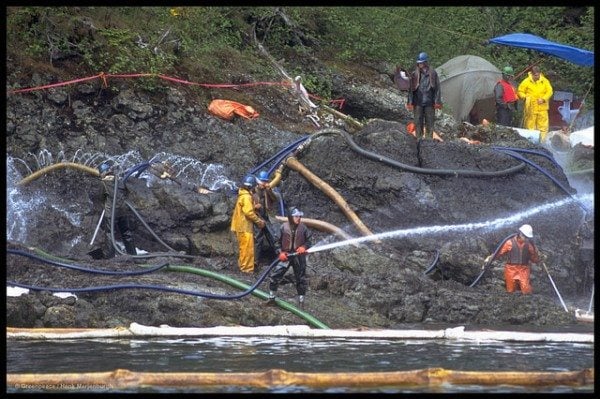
[[569, 126, 594, 147], [489, 33, 594, 67], [436, 55, 501, 122]]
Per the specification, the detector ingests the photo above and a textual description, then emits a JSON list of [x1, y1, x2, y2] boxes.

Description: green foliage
[[6, 6, 594, 107]]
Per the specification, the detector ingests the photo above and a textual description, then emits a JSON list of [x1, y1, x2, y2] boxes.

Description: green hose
[[167, 264, 330, 329], [13, 246, 330, 329]]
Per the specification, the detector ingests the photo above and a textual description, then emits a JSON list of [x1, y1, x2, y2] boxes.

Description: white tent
[[436, 55, 502, 123]]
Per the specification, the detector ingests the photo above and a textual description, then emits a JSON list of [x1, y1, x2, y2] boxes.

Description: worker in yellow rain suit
[[517, 65, 553, 142], [230, 175, 265, 273]]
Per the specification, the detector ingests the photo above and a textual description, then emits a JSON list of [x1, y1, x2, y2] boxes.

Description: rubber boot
[[123, 237, 137, 256], [266, 291, 277, 306]]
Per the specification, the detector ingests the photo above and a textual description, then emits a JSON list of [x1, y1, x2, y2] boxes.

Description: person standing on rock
[[406, 51, 442, 140], [90, 160, 138, 259], [230, 174, 266, 274], [267, 207, 312, 309], [494, 66, 519, 126], [483, 224, 540, 294], [253, 167, 284, 270], [517, 65, 553, 142]]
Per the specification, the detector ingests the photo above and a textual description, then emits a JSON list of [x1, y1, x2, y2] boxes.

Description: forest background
[[5, 6, 595, 110]]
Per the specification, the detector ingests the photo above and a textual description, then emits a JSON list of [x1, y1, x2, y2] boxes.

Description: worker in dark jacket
[[253, 168, 284, 269], [484, 224, 540, 294], [494, 66, 519, 126], [407, 51, 442, 139], [267, 208, 312, 308], [92, 161, 137, 258]]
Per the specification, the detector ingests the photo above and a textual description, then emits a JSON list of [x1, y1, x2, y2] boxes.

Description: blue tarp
[[489, 33, 594, 67]]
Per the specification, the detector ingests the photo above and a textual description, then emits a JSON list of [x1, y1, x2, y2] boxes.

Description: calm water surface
[[7, 336, 594, 394]]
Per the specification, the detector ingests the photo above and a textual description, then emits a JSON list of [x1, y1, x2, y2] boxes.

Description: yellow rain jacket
[[230, 187, 263, 273], [517, 71, 553, 140]]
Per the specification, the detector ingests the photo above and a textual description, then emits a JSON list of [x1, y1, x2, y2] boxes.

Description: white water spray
[[6, 150, 239, 245], [308, 193, 593, 254]]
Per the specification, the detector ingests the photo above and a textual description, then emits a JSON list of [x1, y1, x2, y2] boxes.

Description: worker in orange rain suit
[[230, 175, 265, 273], [484, 224, 540, 294], [517, 65, 553, 142]]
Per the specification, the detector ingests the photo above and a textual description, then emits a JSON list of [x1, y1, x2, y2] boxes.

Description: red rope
[[7, 72, 346, 109]]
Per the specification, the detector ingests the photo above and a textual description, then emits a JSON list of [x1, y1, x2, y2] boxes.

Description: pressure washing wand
[[89, 209, 105, 246], [542, 262, 569, 313]]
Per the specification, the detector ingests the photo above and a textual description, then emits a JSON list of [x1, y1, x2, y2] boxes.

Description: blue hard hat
[[291, 208, 304, 217], [257, 170, 270, 183], [98, 161, 113, 175], [242, 174, 256, 188], [417, 52, 429, 63]]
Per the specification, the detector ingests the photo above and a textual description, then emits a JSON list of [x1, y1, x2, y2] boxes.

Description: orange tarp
[[208, 99, 259, 120]]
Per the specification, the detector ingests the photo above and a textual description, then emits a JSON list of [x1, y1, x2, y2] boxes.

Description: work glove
[[406, 104, 414, 111], [296, 246, 307, 255], [484, 255, 492, 263], [278, 252, 288, 262], [434, 103, 443, 110]]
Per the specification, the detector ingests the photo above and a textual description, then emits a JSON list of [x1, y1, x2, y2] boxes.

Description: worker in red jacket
[[484, 224, 540, 294], [494, 66, 519, 126]]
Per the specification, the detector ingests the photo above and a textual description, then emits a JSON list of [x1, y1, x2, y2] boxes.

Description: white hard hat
[[519, 224, 533, 238]]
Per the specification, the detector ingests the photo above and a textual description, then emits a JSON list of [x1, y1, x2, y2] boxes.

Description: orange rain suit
[[496, 236, 539, 294]]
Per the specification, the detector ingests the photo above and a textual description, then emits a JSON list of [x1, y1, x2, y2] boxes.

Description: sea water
[[7, 336, 594, 393]]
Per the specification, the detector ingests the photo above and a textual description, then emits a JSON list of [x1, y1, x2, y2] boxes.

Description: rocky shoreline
[[7, 50, 594, 331]]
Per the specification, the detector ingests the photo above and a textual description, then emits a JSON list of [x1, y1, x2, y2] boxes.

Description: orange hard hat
[[407, 122, 416, 134]]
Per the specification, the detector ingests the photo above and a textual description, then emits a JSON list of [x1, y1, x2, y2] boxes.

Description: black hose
[[8, 257, 281, 300], [8, 248, 169, 275], [313, 128, 526, 177], [250, 136, 309, 175], [469, 233, 517, 287], [104, 172, 196, 260], [124, 200, 178, 253], [423, 250, 440, 275], [493, 148, 588, 212], [107, 168, 127, 257], [491, 146, 562, 169], [122, 162, 152, 184]]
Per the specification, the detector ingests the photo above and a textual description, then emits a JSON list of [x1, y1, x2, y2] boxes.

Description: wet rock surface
[[6, 54, 594, 331]]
